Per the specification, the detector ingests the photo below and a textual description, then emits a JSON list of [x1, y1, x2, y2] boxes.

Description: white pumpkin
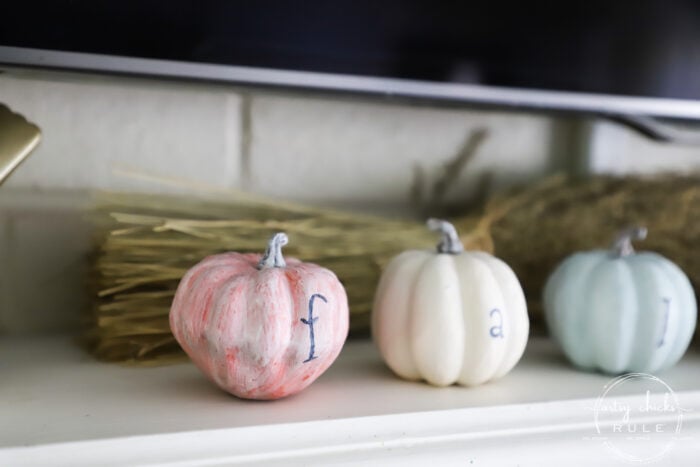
[[372, 219, 529, 386], [544, 227, 697, 374]]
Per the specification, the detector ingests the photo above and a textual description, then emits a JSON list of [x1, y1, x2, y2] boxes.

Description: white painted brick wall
[[0, 73, 242, 193], [585, 120, 700, 174], [1, 72, 562, 205], [249, 94, 556, 209]]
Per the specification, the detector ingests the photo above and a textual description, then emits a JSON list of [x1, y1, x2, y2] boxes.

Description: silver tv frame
[[2, 45, 700, 143]]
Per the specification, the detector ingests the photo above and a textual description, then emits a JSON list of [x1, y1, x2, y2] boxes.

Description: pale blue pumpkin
[[544, 227, 696, 374]]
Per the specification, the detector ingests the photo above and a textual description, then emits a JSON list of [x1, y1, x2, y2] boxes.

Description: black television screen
[[2, 0, 700, 123]]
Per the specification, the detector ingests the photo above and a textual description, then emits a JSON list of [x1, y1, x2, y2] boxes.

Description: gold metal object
[[0, 103, 41, 185]]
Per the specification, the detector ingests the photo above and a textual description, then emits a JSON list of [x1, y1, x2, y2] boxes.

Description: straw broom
[[87, 131, 493, 364], [89, 126, 700, 365], [87, 193, 494, 364]]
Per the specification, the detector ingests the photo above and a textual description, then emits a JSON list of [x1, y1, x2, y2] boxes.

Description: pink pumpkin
[[170, 232, 349, 400]]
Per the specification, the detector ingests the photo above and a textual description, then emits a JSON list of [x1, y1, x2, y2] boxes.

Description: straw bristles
[[88, 192, 490, 364], [88, 173, 700, 365], [479, 173, 700, 323]]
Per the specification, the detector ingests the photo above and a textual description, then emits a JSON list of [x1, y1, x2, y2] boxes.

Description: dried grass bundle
[[87, 192, 491, 364], [479, 173, 700, 321], [87, 171, 700, 365]]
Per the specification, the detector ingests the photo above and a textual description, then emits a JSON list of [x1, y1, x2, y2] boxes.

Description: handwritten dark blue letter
[[301, 293, 327, 363], [489, 308, 504, 339], [657, 297, 671, 348]]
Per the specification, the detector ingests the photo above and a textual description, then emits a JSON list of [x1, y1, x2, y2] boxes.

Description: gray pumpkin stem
[[427, 218, 464, 254], [611, 226, 647, 257], [258, 232, 289, 269]]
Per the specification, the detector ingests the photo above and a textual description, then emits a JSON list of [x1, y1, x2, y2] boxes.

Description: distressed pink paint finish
[[170, 251, 349, 400]]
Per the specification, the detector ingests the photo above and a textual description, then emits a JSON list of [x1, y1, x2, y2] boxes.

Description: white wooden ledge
[[2, 336, 699, 466]]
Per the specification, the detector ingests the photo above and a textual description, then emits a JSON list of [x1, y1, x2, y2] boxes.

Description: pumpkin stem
[[258, 232, 289, 269], [611, 226, 647, 257], [427, 218, 464, 254]]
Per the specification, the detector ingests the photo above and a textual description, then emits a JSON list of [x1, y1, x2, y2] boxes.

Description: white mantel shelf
[[2, 335, 699, 466]]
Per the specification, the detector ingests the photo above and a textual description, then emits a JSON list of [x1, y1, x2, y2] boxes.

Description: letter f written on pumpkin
[[301, 293, 327, 363]]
